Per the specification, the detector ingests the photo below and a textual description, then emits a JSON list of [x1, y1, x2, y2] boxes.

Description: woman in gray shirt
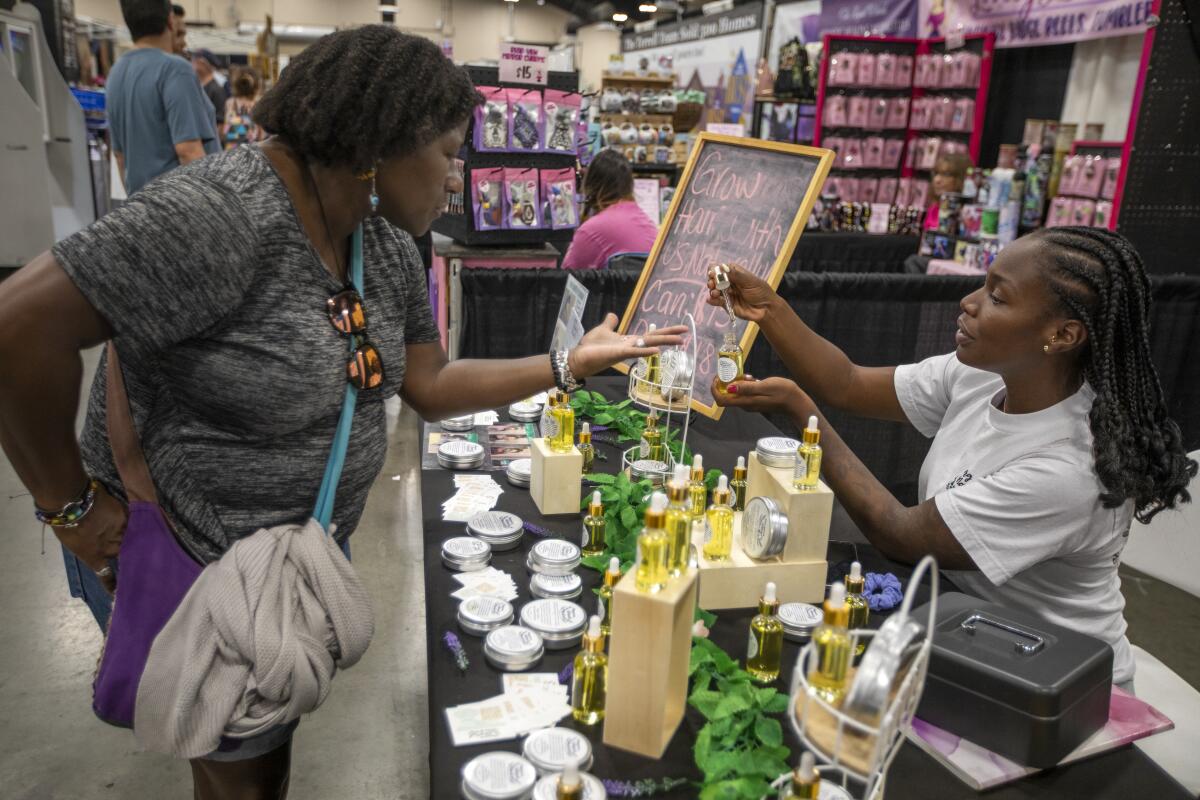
[[0, 27, 681, 798]]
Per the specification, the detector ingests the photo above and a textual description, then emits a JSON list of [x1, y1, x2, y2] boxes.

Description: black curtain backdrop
[[459, 270, 1200, 504], [978, 42, 1076, 168]]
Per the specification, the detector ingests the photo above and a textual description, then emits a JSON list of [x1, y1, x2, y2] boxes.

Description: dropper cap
[[764, 581, 777, 602], [673, 464, 689, 486], [791, 751, 819, 793], [604, 556, 621, 587], [759, 581, 780, 615], [589, 490, 603, 515], [691, 454, 704, 478], [802, 415, 821, 445], [712, 474, 731, 503], [846, 561, 865, 593], [583, 615, 604, 653], [644, 491, 669, 527], [734, 455, 747, 478], [557, 757, 582, 797], [579, 422, 592, 442]]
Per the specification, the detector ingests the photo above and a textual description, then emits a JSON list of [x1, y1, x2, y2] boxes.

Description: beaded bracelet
[[34, 479, 100, 528]]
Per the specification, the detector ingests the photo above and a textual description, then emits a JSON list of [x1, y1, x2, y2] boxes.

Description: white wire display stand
[[773, 556, 940, 800], [623, 313, 698, 482]]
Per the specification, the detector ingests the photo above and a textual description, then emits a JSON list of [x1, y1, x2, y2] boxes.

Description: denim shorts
[[64, 535, 351, 761]]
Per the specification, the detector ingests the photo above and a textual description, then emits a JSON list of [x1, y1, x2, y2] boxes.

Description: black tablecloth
[[420, 377, 1191, 799]]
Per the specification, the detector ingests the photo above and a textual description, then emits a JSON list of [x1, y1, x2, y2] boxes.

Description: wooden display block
[[530, 437, 583, 516], [691, 513, 827, 609], [603, 568, 698, 758], [746, 452, 834, 563]]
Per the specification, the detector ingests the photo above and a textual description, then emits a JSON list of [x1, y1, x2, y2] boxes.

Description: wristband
[[34, 479, 100, 528], [551, 349, 585, 393]]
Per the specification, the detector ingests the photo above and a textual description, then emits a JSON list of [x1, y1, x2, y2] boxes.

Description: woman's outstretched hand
[[569, 313, 688, 378], [705, 264, 781, 323], [712, 374, 817, 420]]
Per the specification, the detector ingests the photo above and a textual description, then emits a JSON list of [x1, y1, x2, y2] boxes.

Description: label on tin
[[532, 539, 579, 564], [779, 602, 824, 628], [745, 503, 772, 556], [533, 574, 581, 594], [632, 459, 667, 475], [461, 596, 512, 623], [525, 727, 590, 770], [464, 752, 536, 794], [440, 439, 484, 458], [469, 511, 522, 536], [508, 458, 532, 477], [487, 625, 542, 655], [443, 537, 489, 558], [747, 629, 759, 660], [757, 436, 800, 457], [717, 356, 738, 382], [521, 599, 585, 633]]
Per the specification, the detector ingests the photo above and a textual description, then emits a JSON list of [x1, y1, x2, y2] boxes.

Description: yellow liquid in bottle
[[550, 404, 575, 453], [634, 530, 669, 592], [582, 514, 606, 557], [704, 505, 734, 561], [808, 625, 852, 704], [793, 443, 822, 490], [714, 344, 745, 396], [730, 478, 747, 512], [847, 593, 869, 657], [570, 649, 608, 725], [747, 610, 784, 683], [597, 585, 613, 637], [640, 421, 662, 460], [688, 481, 707, 518], [578, 441, 594, 474]]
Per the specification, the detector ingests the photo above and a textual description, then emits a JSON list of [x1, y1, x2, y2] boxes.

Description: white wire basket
[[774, 556, 940, 800], [623, 312, 697, 482]]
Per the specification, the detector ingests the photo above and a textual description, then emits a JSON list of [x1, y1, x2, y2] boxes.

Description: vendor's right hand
[[705, 264, 780, 323], [52, 483, 127, 593]]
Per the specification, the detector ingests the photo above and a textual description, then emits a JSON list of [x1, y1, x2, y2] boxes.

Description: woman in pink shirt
[[561, 149, 659, 269]]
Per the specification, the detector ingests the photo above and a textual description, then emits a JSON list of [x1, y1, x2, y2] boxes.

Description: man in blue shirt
[[108, 0, 219, 194]]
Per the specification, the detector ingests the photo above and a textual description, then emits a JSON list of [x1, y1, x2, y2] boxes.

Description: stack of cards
[[446, 674, 571, 746], [473, 411, 500, 426], [451, 566, 518, 602], [442, 475, 504, 522], [487, 423, 536, 468]]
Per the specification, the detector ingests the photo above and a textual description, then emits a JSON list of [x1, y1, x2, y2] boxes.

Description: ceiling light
[[378, 3, 397, 10], [612, 12, 628, 21], [639, 3, 658, 11]]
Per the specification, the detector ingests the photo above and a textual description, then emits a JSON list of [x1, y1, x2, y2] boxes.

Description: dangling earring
[[357, 167, 380, 215], [1044, 334, 1058, 354]]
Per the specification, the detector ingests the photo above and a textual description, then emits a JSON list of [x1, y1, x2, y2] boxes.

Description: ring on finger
[[636, 337, 646, 348]]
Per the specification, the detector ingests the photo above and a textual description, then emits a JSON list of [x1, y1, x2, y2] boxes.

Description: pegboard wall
[[1116, 0, 1200, 274]]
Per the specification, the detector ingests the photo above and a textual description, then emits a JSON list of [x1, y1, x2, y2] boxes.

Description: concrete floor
[[0, 346, 430, 799]]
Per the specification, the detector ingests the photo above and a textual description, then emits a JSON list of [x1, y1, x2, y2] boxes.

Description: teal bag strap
[[313, 225, 364, 532]]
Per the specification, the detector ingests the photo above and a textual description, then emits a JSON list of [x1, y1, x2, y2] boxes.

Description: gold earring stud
[[1044, 344, 1050, 353], [356, 168, 376, 181]]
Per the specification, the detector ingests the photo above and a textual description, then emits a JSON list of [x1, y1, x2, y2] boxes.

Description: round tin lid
[[441, 536, 492, 570], [483, 625, 545, 669], [508, 401, 543, 422], [440, 414, 475, 432], [460, 752, 537, 800], [521, 727, 594, 776], [755, 436, 800, 468], [741, 496, 788, 559], [530, 573, 583, 600], [529, 539, 581, 571], [438, 439, 485, 468], [519, 599, 587, 639], [531, 773, 606, 799], [458, 596, 515, 630], [467, 510, 524, 541], [778, 602, 823, 636], [818, 780, 854, 800], [506, 458, 532, 480], [630, 459, 669, 478]]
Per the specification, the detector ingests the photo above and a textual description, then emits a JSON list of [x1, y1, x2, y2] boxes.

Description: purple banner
[[820, 0, 919, 38], [921, 0, 1154, 47]]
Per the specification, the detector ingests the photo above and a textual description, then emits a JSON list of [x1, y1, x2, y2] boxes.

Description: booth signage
[[499, 43, 549, 85], [821, 0, 919, 37], [921, 0, 1155, 47], [621, 1, 764, 51]]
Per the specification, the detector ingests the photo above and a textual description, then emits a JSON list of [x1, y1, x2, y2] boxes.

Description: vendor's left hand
[[713, 375, 818, 419], [569, 313, 688, 378]]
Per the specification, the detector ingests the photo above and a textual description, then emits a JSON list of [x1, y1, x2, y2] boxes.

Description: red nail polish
[[728, 384, 739, 394]]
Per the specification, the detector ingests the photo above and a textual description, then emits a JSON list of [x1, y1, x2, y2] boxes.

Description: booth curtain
[[1061, 33, 1144, 141]]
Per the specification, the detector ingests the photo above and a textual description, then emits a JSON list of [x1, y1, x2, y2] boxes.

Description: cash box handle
[[959, 614, 1046, 655]]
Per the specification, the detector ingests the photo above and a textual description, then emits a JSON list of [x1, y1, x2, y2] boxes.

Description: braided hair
[[254, 26, 480, 172], [1034, 226, 1196, 522]]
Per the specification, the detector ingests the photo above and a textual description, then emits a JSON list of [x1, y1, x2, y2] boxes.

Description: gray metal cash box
[[912, 592, 1112, 768]]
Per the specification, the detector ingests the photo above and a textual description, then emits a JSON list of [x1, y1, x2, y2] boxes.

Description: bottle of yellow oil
[[640, 410, 663, 461], [808, 582, 852, 705], [845, 561, 870, 657], [688, 454, 707, 518], [713, 330, 745, 397], [634, 492, 670, 593], [576, 422, 595, 474], [703, 475, 734, 561], [581, 490, 606, 557], [746, 581, 784, 683], [550, 391, 575, 453], [570, 616, 608, 725], [792, 415, 823, 491], [783, 752, 820, 800], [663, 464, 692, 576], [730, 455, 748, 512], [644, 323, 661, 386], [597, 556, 620, 638]]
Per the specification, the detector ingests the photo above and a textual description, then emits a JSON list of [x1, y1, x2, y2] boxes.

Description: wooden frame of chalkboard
[[614, 133, 834, 419]]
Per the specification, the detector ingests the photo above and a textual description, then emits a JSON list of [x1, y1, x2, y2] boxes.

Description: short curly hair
[[254, 26, 480, 171]]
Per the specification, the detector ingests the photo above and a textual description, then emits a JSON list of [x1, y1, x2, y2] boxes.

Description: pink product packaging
[[915, 54, 941, 88], [503, 166, 541, 229], [823, 176, 840, 198], [895, 178, 912, 206], [823, 136, 844, 165], [1076, 155, 1106, 198], [945, 52, 969, 87], [840, 177, 860, 202], [507, 88, 543, 151], [876, 53, 897, 86], [896, 55, 914, 87], [951, 97, 975, 132], [868, 97, 889, 129], [824, 95, 849, 127], [919, 136, 943, 170], [960, 203, 982, 238], [843, 138, 864, 169], [961, 52, 982, 87], [542, 89, 581, 152], [1094, 200, 1113, 228], [1071, 198, 1096, 226], [886, 97, 910, 129], [856, 53, 877, 86], [877, 177, 898, 204], [848, 96, 871, 128], [1059, 155, 1083, 196], [1046, 196, 1073, 227], [859, 177, 879, 203], [1101, 157, 1121, 200], [475, 86, 509, 151], [540, 167, 578, 229], [931, 96, 953, 130], [910, 97, 931, 130], [905, 139, 919, 169], [911, 179, 930, 207], [471, 167, 505, 230], [884, 138, 905, 169], [863, 136, 885, 168], [829, 51, 857, 86]]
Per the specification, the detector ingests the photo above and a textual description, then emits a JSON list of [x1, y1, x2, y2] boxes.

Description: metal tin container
[[778, 602, 823, 643], [508, 401, 543, 423], [630, 458, 669, 486], [519, 599, 588, 650], [741, 496, 788, 558], [529, 573, 583, 601], [483, 625, 545, 672], [506, 458, 532, 488], [521, 727, 594, 776], [755, 436, 800, 469], [438, 440, 486, 471], [460, 751, 538, 800], [441, 536, 492, 572], [528, 539, 581, 576], [843, 612, 924, 723], [658, 349, 694, 403], [457, 596, 515, 637], [531, 773, 606, 799], [441, 414, 476, 432], [467, 510, 524, 551]]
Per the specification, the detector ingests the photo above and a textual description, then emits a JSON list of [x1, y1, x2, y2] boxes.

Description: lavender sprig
[[601, 777, 689, 797], [523, 521, 562, 539], [442, 631, 469, 673], [589, 424, 611, 433], [558, 660, 574, 686]]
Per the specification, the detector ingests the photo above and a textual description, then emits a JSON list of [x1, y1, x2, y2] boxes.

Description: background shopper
[[222, 67, 264, 149], [191, 48, 229, 127], [560, 148, 659, 269]]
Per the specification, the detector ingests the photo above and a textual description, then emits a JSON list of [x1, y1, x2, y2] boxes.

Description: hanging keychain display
[[540, 167, 578, 229], [474, 86, 509, 152], [504, 167, 542, 229], [508, 88, 544, 151], [471, 167, 505, 230], [543, 89, 581, 153]]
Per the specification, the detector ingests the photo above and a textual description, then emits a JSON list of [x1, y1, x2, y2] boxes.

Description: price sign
[[499, 43, 549, 86]]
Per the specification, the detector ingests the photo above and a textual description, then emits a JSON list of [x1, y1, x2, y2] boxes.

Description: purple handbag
[[92, 344, 204, 727]]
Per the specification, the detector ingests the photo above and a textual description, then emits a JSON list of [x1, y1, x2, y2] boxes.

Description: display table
[[419, 377, 1189, 799]]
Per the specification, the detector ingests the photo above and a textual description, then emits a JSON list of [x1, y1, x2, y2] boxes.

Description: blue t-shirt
[[107, 48, 220, 194]]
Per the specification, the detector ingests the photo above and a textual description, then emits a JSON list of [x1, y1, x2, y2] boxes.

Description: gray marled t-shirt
[[53, 145, 439, 562]]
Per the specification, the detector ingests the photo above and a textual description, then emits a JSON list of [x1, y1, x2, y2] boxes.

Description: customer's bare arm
[[174, 139, 207, 165]]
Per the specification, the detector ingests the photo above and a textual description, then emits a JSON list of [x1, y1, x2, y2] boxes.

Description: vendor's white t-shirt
[[895, 353, 1134, 683]]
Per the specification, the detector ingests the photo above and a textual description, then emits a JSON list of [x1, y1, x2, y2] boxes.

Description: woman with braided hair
[[0, 24, 684, 797], [707, 227, 1195, 692]]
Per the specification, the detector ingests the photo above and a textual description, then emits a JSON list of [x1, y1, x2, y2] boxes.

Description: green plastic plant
[[570, 389, 692, 465]]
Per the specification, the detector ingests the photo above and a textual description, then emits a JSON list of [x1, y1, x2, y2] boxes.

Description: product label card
[[499, 43, 549, 86]]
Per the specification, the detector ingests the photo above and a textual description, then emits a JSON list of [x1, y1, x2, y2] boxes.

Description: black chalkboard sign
[[617, 133, 833, 418]]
